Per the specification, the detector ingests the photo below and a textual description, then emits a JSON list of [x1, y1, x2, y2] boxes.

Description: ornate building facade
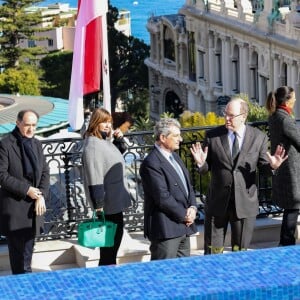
[[145, 0, 300, 119]]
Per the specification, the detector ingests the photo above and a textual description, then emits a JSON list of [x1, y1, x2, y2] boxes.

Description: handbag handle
[[93, 210, 106, 223]]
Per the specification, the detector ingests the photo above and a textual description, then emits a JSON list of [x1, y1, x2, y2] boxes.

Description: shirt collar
[[155, 143, 173, 161], [228, 124, 246, 138]]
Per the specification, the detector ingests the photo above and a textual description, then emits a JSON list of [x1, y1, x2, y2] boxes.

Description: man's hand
[[35, 196, 46, 216], [27, 186, 42, 200], [185, 207, 197, 227], [190, 142, 208, 167], [266, 144, 288, 170]]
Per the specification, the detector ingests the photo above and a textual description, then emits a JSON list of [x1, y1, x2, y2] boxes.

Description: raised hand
[[266, 144, 288, 169], [190, 142, 208, 166]]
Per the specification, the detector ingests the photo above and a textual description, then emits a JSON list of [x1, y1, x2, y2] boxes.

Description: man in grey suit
[[140, 118, 197, 260], [190, 98, 287, 254]]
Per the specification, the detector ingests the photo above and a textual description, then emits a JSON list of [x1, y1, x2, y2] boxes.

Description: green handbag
[[78, 211, 117, 248]]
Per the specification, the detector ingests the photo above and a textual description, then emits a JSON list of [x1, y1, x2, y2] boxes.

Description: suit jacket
[[0, 132, 50, 235], [199, 125, 272, 219], [140, 146, 197, 241], [269, 109, 300, 209]]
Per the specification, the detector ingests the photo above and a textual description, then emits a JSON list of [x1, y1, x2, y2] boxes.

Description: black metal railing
[[35, 121, 282, 240]]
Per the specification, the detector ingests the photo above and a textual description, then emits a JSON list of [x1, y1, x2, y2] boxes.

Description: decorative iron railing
[[36, 121, 282, 240]]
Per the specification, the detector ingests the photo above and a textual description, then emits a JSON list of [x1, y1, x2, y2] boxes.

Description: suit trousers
[[6, 228, 35, 274], [205, 199, 256, 254], [150, 235, 190, 260], [98, 212, 124, 266], [279, 208, 299, 246]]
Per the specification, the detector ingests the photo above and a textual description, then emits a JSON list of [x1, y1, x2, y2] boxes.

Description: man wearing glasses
[[190, 97, 287, 254]]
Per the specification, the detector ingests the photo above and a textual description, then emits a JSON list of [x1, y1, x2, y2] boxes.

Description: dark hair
[[266, 86, 294, 115], [17, 109, 39, 121], [85, 107, 112, 139], [111, 112, 134, 129]]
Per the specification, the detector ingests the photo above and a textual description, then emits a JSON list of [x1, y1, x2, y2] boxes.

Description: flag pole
[[68, 0, 111, 131], [101, 0, 111, 112]]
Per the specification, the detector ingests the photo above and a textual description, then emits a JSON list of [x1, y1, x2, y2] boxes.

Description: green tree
[[0, 66, 40, 95], [39, 51, 73, 99], [107, 2, 150, 110], [37, 2, 150, 108], [0, 0, 47, 68], [233, 93, 268, 122], [122, 88, 149, 118]]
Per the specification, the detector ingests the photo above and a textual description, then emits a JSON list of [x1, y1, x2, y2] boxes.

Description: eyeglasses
[[222, 112, 245, 119]]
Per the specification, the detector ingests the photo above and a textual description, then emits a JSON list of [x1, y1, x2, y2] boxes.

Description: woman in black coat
[[266, 86, 300, 246]]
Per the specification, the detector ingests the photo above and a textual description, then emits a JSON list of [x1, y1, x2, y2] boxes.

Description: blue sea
[[40, 0, 185, 44]]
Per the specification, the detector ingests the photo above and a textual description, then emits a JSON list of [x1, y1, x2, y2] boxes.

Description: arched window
[[163, 26, 175, 61], [232, 45, 240, 93], [188, 31, 196, 81], [165, 91, 184, 118]]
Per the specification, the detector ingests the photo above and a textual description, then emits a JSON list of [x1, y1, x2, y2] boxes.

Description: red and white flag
[[68, 0, 111, 131]]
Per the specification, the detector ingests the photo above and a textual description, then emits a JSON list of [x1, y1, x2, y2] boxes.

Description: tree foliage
[[0, 0, 47, 68], [37, 2, 150, 110], [39, 51, 73, 99], [0, 1, 150, 111], [233, 93, 268, 122], [0, 66, 40, 95], [107, 2, 150, 110], [180, 110, 224, 128], [122, 88, 149, 118]]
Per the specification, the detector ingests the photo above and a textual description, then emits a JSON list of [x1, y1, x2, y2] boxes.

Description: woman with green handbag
[[82, 108, 131, 265]]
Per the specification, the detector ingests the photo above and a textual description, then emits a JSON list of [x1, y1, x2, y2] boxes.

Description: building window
[[48, 39, 54, 47], [163, 26, 175, 61], [250, 67, 259, 102], [215, 39, 222, 86], [165, 91, 184, 118], [232, 45, 240, 93], [198, 50, 205, 80], [28, 40, 35, 48], [188, 31, 196, 82], [216, 53, 222, 86], [250, 52, 258, 102], [280, 63, 287, 86], [232, 60, 239, 92]]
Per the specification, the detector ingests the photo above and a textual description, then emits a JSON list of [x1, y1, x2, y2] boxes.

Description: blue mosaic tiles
[[0, 246, 300, 299]]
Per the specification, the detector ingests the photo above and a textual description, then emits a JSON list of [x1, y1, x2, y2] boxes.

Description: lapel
[[173, 153, 188, 181], [238, 125, 252, 158], [10, 134, 22, 160], [10, 133, 42, 183], [172, 154, 190, 197], [233, 125, 253, 166], [154, 148, 189, 197], [31, 138, 42, 181], [219, 129, 232, 164]]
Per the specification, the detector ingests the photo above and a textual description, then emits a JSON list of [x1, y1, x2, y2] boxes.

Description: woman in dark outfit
[[266, 86, 300, 246]]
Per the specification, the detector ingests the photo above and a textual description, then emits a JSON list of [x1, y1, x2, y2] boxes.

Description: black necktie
[[232, 132, 239, 160]]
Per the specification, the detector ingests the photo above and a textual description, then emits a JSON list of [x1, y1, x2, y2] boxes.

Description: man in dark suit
[[0, 110, 49, 274], [140, 118, 197, 260], [190, 98, 287, 254]]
